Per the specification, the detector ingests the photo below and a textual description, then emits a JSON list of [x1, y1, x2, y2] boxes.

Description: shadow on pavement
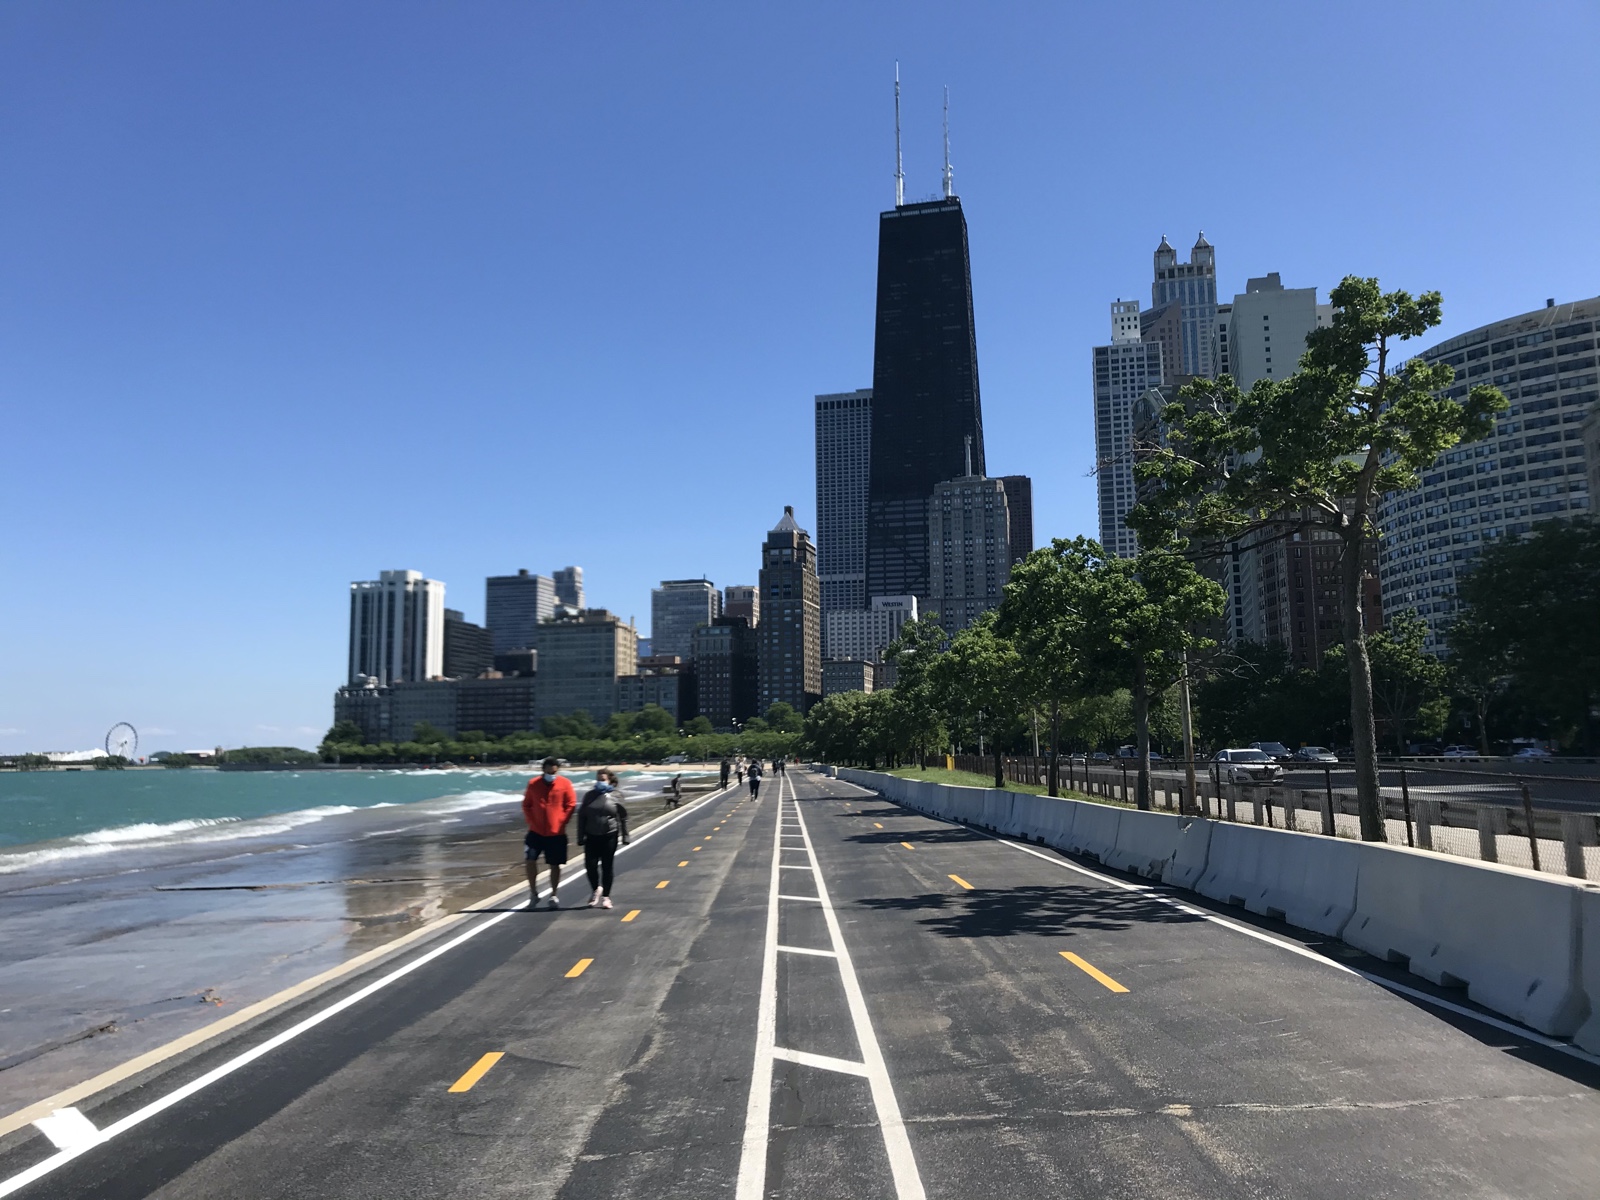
[[843, 827, 990, 847], [855, 884, 1202, 940]]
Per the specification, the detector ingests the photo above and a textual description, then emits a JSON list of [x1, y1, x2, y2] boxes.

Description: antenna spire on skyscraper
[[942, 85, 953, 199], [894, 62, 904, 208]]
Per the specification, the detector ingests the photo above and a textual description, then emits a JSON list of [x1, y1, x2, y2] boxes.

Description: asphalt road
[[3, 769, 1598, 1198]]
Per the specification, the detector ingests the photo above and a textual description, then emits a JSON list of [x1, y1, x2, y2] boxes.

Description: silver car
[[1292, 746, 1338, 763], [1214, 748, 1285, 785]]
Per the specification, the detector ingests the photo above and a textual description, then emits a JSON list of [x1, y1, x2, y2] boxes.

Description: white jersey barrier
[[829, 766, 1596, 1048]]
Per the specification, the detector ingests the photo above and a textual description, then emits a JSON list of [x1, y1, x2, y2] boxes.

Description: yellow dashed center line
[[565, 958, 594, 979], [621, 909, 640, 922], [1060, 951, 1129, 993], [874, 822, 884, 829], [693, 846, 702, 851], [948, 874, 975, 891], [656, 880, 670, 889], [900, 842, 914, 850], [678, 860, 689, 867], [448, 1051, 504, 1093]]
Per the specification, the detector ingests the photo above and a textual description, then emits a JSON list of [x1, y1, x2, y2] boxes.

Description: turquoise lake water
[[0, 766, 685, 872]]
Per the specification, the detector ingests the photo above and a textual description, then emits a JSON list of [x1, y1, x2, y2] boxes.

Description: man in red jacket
[[523, 756, 577, 909]]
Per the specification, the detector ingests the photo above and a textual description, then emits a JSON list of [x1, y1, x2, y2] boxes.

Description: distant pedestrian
[[522, 757, 577, 909], [668, 773, 683, 809], [577, 769, 630, 910], [748, 760, 763, 799], [736, 762, 745, 785], [720, 757, 731, 788]]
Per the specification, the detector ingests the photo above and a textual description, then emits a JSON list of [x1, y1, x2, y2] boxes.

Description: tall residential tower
[[757, 507, 822, 713], [815, 388, 873, 615]]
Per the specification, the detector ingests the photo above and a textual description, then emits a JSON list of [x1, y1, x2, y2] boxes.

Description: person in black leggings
[[576, 769, 630, 910]]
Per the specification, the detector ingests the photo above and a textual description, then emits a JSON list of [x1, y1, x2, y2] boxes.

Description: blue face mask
[[594, 781, 614, 793], [541, 772, 556, 783]]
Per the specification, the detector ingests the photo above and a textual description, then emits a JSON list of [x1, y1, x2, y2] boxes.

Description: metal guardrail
[[940, 753, 1600, 881]]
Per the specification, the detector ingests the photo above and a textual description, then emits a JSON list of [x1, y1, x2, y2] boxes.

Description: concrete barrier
[[1162, 817, 1215, 890], [980, 789, 1018, 835], [1064, 802, 1121, 862], [1343, 843, 1587, 1036], [1573, 888, 1600, 1054], [1104, 808, 1184, 880], [1009, 794, 1053, 843], [1196, 823, 1360, 937]]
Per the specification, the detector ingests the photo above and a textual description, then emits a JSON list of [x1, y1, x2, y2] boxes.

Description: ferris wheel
[[105, 722, 138, 760]]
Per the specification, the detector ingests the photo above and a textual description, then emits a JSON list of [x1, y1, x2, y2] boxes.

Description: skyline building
[[928, 441, 1012, 635], [692, 616, 758, 730], [442, 608, 493, 680], [1377, 296, 1598, 652], [534, 608, 638, 724], [485, 569, 555, 654], [552, 566, 584, 610], [998, 475, 1034, 565], [723, 584, 760, 628], [824, 594, 918, 664], [1093, 300, 1164, 559], [757, 507, 823, 713], [815, 388, 873, 615], [650, 578, 721, 660], [1221, 272, 1332, 389], [866, 195, 986, 608], [1152, 232, 1219, 379], [348, 569, 445, 685]]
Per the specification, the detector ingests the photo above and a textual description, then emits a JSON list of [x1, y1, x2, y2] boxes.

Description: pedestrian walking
[[748, 759, 763, 800], [577, 769, 629, 910], [667, 772, 683, 809], [719, 757, 731, 788], [522, 757, 577, 909], [736, 761, 745, 785]]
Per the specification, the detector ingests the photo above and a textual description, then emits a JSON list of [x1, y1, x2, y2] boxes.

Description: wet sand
[[0, 777, 695, 1121]]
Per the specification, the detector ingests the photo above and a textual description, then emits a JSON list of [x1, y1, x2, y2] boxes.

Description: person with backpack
[[577, 769, 630, 910], [747, 759, 763, 800], [668, 773, 683, 809]]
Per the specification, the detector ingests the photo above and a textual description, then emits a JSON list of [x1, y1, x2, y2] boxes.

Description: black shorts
[[524, 831, 569, 865]]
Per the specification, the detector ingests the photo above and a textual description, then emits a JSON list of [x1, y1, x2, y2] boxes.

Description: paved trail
[[3, 769, 1597, 1198]]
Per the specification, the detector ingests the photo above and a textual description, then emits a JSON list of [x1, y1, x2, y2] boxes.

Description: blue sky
[[3, 2, 1596, 752]]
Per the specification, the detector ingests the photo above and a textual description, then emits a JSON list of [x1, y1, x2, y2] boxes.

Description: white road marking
[[771, 1046, 868, 1076], [0, 784, 743, 1200], [31, 1108, 97, 1153], [777, 944, 838, 958], [838, 776, 1600, 1070], [737, 772, 927, 1200]]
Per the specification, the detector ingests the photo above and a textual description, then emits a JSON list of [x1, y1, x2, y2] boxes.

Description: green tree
[[1324, 612, 1449, 753], [762, 702, 803, 734], [1449, 519, 1600, 751], [931, 612, 1026, 788], [1134, 278, 1506, 838], [1080, 547, 1224, 809], [159, 753, 194, 768], [883, 616, 949, 765], [997, 540, 1092, 795], [633, 704, 676, 735], [542, 710, 599, 739], [323, 720, 367, 746], [682, 715, 715, 736]]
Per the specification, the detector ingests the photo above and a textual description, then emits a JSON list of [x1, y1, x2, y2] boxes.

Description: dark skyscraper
[[866, 197, 985, 605], [998, 475, 1034, 566], [757, 507, 822, 713]]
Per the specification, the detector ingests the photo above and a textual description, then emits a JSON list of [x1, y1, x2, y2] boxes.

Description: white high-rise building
[[1224, 273, 1332, 389], [1093, 300, 1163, 558], [815, 388, 872, 615], [824, 595, 918, 663], [348, 570, 445, 685]]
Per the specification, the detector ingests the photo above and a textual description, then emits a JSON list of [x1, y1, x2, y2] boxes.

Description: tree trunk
[[1048, 697, 1061, 797], [1132, 657, 1152, 811], [1475, 696, 1490, 755], [994, 740, 1005, 790], [1180, 651, 1197, 816], [1339, 528, 1384, 840]]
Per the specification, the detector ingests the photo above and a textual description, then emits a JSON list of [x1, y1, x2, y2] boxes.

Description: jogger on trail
[[577, 769, 630, 910], [523, 757, 577, 909]]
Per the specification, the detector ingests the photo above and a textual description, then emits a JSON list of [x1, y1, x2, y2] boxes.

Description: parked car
[[1214, 748, 1285, 784], [1089, 751, 1110, 762], [1115, 746, 1165, 760], [1249, 741, 1293, 760], [1441, 745, 1479, 758], [1291, 746, 1338, 763], [1513, 746, 1553, 759]]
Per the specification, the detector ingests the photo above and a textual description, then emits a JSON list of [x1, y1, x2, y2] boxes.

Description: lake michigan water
[[0, 766, 662, 872]]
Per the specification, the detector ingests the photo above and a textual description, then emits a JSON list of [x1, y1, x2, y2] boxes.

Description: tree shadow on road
[[855, 885, 1203, 941], [841, 826, 991, 847]]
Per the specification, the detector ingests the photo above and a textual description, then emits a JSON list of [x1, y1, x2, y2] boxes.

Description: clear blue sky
[[3, 2, 1596, 753]]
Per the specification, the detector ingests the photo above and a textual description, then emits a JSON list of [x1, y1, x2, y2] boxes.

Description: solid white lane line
[[793, 784, 928, 1200], [777, 894, 823, 903], [771, 1046, 869, 1077], [779, 863, 812, 871], [734, 779, 785, 1200], [0, 784, 742, 1200], [31, 1108, 97, 1153], [778, 944, 838, 958]]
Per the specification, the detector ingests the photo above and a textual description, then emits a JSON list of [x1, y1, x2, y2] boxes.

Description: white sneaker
[[600, 896, 614, 909], [588, 888, 603, 908], [547, 896, 561, 910]]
